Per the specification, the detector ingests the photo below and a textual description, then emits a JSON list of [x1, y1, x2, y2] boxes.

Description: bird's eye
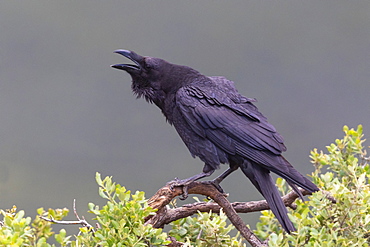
[[143, 58, 154, 70], [144, 58, 160, 71], [144, 62, 152, 70]]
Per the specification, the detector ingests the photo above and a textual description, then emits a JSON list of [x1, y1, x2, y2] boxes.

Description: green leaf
[[96, 172, 103, 186], [98, 187, 109, 200]]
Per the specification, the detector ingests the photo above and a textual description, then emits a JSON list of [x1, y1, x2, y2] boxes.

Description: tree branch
[[39, 199, 95, 231], [148, 188, 310, 228], [39, 181, 334, 246], [146, 181, 335, 247], [146, 181, 268, 247]]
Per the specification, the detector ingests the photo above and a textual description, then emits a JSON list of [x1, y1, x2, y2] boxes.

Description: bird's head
[[112, 50, 200, 105]]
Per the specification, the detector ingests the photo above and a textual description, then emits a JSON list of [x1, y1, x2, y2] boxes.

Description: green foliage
[[75, 173, 170, 246], [0, 173, 245, 246], [169, 210, 245, 247], [0, 206, 69, 246], [0, 206, 33, 246], [255, 125, 370, 246], [1, 125, 369, 246]]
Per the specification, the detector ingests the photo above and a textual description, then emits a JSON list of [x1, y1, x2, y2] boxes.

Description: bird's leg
[[167, 170, 214, 200], [204, 165, 239, 193]]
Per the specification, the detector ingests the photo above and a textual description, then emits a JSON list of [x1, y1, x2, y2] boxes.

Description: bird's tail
[[240, 160, 296, 233], [270, 156, 319, 196]]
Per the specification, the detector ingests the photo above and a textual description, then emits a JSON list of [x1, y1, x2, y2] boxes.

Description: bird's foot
[[202, 180, 226, 195], [166, 178, 191, 200]]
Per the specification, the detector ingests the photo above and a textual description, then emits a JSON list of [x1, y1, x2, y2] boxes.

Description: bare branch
[[147, 181, 268, 247], [40, 200, 94, 231], [147, 183, 335, 227], [38, 181, 333, 247], [39, 216, 92, 227], [149, 188, 311, 227], [146, 181, 335, 246], [73, 199, 80, 221]]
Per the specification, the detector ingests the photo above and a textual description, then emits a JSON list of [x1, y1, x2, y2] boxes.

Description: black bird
[[112, 50, 319, 233]]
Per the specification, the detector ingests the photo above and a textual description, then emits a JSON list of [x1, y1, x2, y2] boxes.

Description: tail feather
[[286, 180, 305, 201], [241, 160, 296, 233], [269, 156, 319, 194]]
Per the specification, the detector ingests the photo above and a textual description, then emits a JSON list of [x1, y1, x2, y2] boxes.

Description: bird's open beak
[[111, 49, 143, 72]]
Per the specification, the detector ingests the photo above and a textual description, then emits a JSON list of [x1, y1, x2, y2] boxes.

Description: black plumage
[[112, 50, 319, 233]]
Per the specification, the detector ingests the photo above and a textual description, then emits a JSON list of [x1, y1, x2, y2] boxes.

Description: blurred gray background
[[1, 1, 369, 230]]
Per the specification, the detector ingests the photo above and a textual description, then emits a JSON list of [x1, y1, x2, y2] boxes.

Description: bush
[[254, 125, 370, 246], [1, 125, 369, 246]]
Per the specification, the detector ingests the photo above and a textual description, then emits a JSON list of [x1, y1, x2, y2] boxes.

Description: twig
[[208, 184, 267, 247], [147, 184, 335, 228], [146, 181, 335, 247], [38, 182, 334, 247], [150, 188, 310, 227], [39, 199, 94, 231], [322, 190, 337, 203], [147, 181, 267, 247]]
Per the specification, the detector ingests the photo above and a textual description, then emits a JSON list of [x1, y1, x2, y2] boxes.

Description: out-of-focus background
[[1, 1, 369, 228]]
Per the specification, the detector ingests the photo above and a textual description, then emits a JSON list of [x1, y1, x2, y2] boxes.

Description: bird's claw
[[167, 178, 227, 200], [166, 178, 190, 200], [179, 185, 189, 200]]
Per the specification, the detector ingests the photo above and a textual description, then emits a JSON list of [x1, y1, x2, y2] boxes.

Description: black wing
[[176, 76, 318, 192], [176, 77, 286, 160]]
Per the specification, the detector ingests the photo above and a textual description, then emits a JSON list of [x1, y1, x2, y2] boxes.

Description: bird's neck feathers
[[132, 66, 206, 109]]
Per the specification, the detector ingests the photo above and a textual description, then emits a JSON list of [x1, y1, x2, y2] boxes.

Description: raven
[[112, 50, 319, 233]]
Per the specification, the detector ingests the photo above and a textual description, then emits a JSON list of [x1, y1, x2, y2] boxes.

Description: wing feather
[[175, 78, 319, 193], [177, 83, 286, 159]]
